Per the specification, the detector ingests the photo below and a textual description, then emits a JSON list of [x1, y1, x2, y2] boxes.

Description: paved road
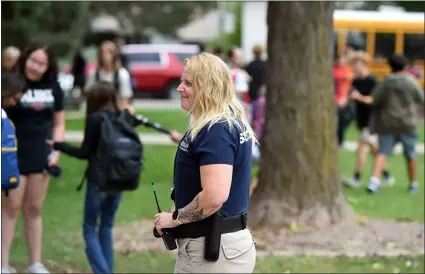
[[63, 131, 425, 154]]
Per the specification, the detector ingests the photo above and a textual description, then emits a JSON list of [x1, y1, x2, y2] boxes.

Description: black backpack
[[78, 111, 143, 192]]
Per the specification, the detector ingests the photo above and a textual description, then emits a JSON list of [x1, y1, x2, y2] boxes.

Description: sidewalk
[[65, 99, 181, 119], [63, 131, 425, 154], [65, 131, 173, 145]]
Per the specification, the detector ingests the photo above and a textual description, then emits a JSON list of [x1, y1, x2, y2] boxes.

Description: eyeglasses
[[28, 57, 48, 69]]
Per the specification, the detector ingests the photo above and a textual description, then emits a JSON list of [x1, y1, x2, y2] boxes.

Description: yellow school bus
[[334, 10, 424, 87]]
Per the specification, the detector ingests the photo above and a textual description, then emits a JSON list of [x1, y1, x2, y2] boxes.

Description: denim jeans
[[83, 182, 123, 273]]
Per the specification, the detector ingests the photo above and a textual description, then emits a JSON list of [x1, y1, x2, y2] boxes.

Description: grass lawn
[[65, 109, 425, 143], [8, 146, 424, 273]]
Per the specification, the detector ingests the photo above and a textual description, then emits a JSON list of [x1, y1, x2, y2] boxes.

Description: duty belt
[[172, 213, 247, 239]]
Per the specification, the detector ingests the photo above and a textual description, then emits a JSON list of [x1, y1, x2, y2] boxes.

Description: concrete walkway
[[65, 99, 182, 119], [63, 131, 425, 154], [132, 99, 181, 110]]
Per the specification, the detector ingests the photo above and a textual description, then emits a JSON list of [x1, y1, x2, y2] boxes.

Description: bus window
[[347, 31, 366, 51], [404, 34, 425, 61], [375, 33, 396, 59]]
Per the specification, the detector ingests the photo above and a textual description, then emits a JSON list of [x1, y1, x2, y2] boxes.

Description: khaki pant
[[174, 229, 256, 273]]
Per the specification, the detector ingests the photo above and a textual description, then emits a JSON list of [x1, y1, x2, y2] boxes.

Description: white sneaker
[[1, 266, 16, 274], [367, 178, 381, 193], [382, 175, 395, 186], [27, 263, 49, 274], [341, 176, 361, 188]]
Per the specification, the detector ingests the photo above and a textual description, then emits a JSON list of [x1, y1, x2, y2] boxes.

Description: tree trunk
[[248, 2, 354, 232]]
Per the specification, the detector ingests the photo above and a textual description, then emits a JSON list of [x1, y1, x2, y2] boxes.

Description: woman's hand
[[122, 103, 135, 115], [154, 212, 180, 235], [169, 130, 183, 144], [48, 151, 60, 167]]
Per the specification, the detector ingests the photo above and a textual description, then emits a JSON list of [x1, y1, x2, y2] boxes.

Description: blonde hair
[[184, 52, 256, 142], [2, 46, 20, 58], [2, 46, 20, 66]]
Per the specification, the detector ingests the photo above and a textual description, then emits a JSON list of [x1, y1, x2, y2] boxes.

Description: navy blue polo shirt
[[173, 120, 253, 218]]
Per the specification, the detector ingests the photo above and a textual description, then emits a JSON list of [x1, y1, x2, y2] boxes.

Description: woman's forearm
[[177, 191, 222, 224], [53, 124, 65, 142], [54, 142, 89, 160], [53, 111, 66, 143]]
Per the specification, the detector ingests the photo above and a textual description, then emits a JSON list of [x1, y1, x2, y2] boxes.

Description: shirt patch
[[179, 137, 190, 152]]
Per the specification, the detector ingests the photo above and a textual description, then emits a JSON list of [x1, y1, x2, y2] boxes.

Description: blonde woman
[[153, 53, 257, 273], [84, 40, 133, 111]]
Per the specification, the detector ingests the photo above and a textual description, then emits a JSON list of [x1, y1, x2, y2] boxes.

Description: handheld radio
[[151, 182, 177, 250]]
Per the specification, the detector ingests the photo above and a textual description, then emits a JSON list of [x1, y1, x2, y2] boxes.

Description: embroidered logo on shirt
[[240, 130, 252, 144], [179, 137, 189, 152]]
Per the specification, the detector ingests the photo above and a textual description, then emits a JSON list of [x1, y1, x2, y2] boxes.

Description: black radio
[[151, 182, 177, 251]]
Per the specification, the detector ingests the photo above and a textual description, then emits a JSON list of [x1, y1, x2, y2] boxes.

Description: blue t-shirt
[[173, 120, 253, 218]]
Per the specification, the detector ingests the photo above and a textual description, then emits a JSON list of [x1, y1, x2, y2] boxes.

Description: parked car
[[120, 44, 200, 99], [60, 44, 200, 100]]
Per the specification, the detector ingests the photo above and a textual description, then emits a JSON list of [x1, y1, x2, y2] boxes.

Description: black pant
[[337, 104, 355, 147]]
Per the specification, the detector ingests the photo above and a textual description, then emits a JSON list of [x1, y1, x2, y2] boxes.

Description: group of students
[[2, 41, 259, 274], [334, 50, 423, 194], [0, 41, 180, 274]]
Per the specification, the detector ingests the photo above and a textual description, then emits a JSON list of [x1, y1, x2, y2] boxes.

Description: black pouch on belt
[[204, 211, 222, 262]]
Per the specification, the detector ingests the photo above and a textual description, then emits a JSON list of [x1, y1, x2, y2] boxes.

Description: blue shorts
[[378, 132, 418, 159]]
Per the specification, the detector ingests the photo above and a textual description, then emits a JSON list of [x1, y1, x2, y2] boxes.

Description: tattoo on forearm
[[178, 194, 215, 223]]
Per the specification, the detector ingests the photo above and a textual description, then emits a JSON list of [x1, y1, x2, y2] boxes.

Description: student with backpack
[[84, 40, 133, 112], [51, 81, 142, 273], [1, 72, 26, 199]]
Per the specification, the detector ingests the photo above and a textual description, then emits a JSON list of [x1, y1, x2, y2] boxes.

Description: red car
[[121, 44, 200, 99], [63, 44, 200, 99]]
